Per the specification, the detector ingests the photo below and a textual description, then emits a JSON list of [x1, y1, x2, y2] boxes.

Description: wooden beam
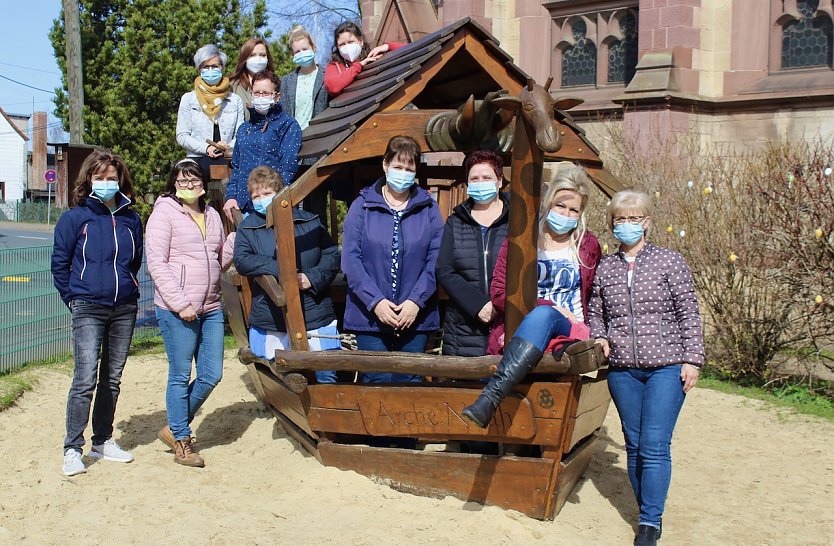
[[504, 114, 542, 339], [269, 197, 309, 350], [463, 34, 524, 95], [272, 349, 573, 378], [584, 165, 626, 198], [318, 443, 557, 520], [239, 347, 309, 394], [550, 434, 599, 518], [253, 275, 286, 307]]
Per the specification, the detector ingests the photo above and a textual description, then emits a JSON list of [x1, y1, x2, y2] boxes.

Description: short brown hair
[[247, 166, 284, 195], [383, 135, 420, 169], [73, 149, 135, 206], [464, 150, 503, 181], [251, 70, 280, 93]]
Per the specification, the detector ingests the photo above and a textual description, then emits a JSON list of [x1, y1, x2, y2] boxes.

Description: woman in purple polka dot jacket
[[588, 190, 704, 546]]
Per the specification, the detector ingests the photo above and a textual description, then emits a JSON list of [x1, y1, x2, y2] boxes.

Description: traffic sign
[[44, 169, 57, 183]]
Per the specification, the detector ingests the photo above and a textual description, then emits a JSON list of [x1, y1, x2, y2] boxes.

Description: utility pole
[[63, 0, 84, 144]]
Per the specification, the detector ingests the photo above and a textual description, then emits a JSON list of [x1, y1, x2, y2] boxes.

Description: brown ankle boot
[[174, 437, 205, 467], [158, 426, 175, 451]]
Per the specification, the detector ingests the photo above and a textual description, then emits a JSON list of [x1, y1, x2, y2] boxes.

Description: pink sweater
[[145, 196, 229, 314]]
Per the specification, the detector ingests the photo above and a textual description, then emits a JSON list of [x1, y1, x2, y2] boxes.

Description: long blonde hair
[[538, 162, 592, 264]]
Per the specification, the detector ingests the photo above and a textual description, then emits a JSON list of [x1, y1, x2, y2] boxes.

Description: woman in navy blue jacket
[[341, 136, 444, 383], [223, 71, 302, 222], [51, 150, 143, 477]]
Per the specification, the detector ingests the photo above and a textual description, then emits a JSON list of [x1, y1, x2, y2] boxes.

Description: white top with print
[[537, 247, 583, 322]]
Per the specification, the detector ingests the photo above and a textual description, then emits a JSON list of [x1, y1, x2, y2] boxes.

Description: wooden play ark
[[220, 18, 624, 520]]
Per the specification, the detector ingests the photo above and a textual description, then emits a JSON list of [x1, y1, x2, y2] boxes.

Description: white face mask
[[338, 42, 362, 63], [252, 96, 273, 114], [246, 56, 268, 74]]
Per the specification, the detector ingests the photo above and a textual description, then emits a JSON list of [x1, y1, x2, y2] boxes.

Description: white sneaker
[[62, 449, 86, 476], [89, 438, 134, 463]]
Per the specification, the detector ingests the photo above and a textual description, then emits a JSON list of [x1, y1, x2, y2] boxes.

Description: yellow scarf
[[194, 76, 231, 122]]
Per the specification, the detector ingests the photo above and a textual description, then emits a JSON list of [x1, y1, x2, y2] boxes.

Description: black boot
[[461, 337, 544, 428], [634, 524, 661, 546]]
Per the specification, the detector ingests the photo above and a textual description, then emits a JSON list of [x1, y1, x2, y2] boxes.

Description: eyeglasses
[[252, 91, 275, 98], [175, 178, 203, 188], [200, 64, 222, 71], [613, 215, 646, 225]]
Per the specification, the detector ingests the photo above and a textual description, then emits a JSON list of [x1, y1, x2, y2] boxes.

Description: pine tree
[[50, 0, 291, 216]]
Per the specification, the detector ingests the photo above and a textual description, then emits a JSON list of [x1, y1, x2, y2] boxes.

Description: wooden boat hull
[[240, 355, 610, 520]]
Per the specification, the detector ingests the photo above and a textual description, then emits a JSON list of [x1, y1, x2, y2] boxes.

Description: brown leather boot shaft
[[174, 437, 205, 467]]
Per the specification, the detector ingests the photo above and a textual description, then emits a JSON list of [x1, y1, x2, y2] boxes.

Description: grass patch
[[0, 352, 73, 411], [0, 333, 238, 411], [699, 376, 834, 422]]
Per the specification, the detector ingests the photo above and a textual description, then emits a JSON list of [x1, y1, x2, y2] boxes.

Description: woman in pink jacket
[[146, 159, 229, 468]]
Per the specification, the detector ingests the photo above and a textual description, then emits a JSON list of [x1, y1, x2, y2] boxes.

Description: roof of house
[[0, 105, 30, 142], [300, 17, 600, 162]]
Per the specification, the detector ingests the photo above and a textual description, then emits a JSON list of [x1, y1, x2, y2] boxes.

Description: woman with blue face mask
[[436, 150, 510, 357], [588, 191, 704, 546], [341, 135, 444, 389], [229, 38, 275, 122], [279, 26, 331, 227], [176, 44, 244, 184], [223, 71, 302, 223], [233, 166, 340, 384], [462, 163, 602, 428], [51, 150, 143, 477]]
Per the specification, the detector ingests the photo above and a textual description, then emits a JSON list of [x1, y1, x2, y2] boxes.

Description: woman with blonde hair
[[462, 162, 602, 427], [589, 190, 703, 546], [229, 37, 275, 121]]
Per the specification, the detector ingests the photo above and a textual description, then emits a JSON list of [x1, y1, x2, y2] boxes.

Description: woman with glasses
[[223, 71, 302, 222], [146, 159, 231, 468], [462, 163, 601, 428], [588, 190, 704, 546], [176, 44, 244, 183]]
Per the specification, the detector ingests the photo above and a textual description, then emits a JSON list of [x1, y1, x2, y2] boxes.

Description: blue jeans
[[512, 305, 572, 352], [65, 300, 137, 452], [157, 308, 225, 440], [607, 364, 686, 529], [356, 332, 427, 383]]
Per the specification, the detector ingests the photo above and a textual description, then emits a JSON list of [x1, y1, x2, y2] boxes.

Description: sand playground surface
[[1, 350, 832, 545]]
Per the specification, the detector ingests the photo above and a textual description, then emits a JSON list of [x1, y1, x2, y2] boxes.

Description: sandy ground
[[1, 351, 832, 545]]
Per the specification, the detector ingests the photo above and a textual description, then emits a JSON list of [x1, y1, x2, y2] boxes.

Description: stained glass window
[[562, 19, 597, 87], [782, 0, 833, 69], [608, 12, 639, 83]]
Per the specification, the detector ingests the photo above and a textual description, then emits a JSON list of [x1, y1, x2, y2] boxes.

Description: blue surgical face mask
[[467, 181, 498, 203], [253, 194, 275, 215], [385, 168, 416, 193], [200, 67, 223, 85], [91, 179, 120, 202], [613, 222, 644, 246], [293, 50, 316, 67], [547, 210, 578, 234]]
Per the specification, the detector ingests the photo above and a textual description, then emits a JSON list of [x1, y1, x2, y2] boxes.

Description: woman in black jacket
[[436, 151, 509, 357]]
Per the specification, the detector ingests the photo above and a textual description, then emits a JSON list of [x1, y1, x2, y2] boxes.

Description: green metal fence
[[0, 246, 157, 374]]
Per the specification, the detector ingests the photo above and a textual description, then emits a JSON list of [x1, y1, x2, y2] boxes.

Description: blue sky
[[0, 0, 63, 133]]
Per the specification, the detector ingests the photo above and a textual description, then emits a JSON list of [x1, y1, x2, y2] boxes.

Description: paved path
[[0, 222, 54, 249]]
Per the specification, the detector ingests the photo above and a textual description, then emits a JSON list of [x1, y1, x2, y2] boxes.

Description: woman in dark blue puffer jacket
[[51, 150, 143, 477]]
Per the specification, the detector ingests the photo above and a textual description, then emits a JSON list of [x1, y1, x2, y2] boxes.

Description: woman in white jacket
[[176, 44, 244, 183]]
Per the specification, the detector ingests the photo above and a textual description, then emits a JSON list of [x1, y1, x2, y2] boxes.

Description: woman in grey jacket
[[588, 190, 704, 546], [280, 26, 330, 223]]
